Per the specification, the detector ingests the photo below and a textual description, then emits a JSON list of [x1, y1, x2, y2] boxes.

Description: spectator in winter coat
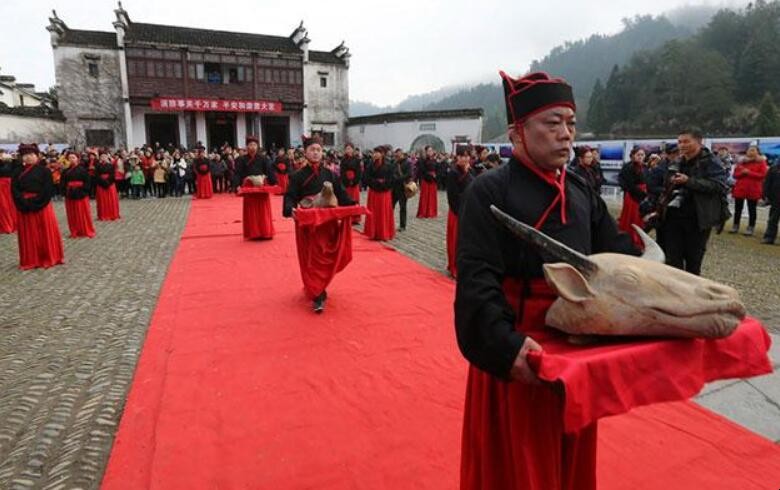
[[730, 145, 768, 236], [762, 162, 780, 244]]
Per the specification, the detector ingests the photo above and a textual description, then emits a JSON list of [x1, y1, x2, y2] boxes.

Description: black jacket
[[0, 160, 21, 179], [12, 164, 55, 213], [764, 164, 780, 205], [417, 158, 438, 183], [392, 158, 413, 197], [568, 160, 604, 194], [662, 147, 728, 230], [61, 164, 91, 200], [283, 164, 354, 217]]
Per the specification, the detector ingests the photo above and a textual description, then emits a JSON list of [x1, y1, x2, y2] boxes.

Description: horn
[[490, 205, 598, 276], [631, 225, 665, 263]]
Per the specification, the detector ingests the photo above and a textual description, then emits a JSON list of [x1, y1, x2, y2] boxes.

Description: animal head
[[490, 205, 745, 339]]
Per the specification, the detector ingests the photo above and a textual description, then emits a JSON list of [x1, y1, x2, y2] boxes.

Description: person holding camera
[[657, 129, 728, 275]]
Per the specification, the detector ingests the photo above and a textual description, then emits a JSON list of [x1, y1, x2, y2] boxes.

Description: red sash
[[67, 181, 85, 188]]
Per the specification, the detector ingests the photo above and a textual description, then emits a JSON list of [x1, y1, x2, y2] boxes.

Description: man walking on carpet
[[283, 135, 362, 313], [454, 71, 636, 490]]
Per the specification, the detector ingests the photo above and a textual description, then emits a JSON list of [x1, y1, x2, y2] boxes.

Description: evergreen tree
[[586, 79, 607, 134], [754, 92, 780, 135]]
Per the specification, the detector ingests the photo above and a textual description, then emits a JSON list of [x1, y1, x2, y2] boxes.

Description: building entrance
[[146, 114, 179, 148], [207, 112, 236, 150], [261, 116, 289, 151]]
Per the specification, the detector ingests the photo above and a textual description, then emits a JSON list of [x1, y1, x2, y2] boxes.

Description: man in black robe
[[455, 71, 636, 490], [284, 135, 355, 313], [392, 148, 412, 231], [236, 136, 276, 186]]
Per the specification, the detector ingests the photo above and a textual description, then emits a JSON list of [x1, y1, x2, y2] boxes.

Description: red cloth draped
[[196, 173, 213, 199], [416, 180, 438, 218], [65, 196, 95, 238], [345, 185, 361, 224], [0, 176, 17, 233], [242, 191, 274, 240], [618, 183, 646, 248], [461, 279, 597, 490], [16, 199, 64, 270], [364, 189, 394, 240], [293, 206, 368, 299], [275, 173, 289, 195], [446, 210, 458, 278], [96, 184, 120, 221]]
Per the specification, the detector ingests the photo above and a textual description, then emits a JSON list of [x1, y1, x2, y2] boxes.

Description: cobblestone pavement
[[385, 190, 780, 334], [0, 196, 190, 490]]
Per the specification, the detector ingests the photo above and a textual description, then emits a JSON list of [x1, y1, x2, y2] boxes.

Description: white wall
[[305, 61, 348, 147], [347, 117, 483, 153], [0, 114, 67, 144]]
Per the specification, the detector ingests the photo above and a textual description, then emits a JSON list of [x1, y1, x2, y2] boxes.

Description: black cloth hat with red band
[[500, 71, 576, 125], [17, 143, 40, 156], [302, 134, 323, 148]]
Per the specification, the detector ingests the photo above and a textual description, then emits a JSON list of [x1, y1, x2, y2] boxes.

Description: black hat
[[500, 71, 575, 126], [302, 134, 323, 148], [246, 135, 260, 145], [17, 143, 40, 156]]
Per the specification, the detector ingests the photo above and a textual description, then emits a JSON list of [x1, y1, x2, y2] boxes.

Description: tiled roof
[[125, 22, 301, 54], [309, 50, 345, 65], [59, 29, 117, 48], [347, 109, 484, 126]]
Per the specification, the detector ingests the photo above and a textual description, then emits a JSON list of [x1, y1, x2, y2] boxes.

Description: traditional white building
[[346, 109, 483, 153], [47, 4, 350, 150]]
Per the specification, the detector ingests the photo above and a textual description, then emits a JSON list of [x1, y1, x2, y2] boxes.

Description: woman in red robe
[[95, 151, 121, 221], [416, 146, 439, 218], [235, 136, 276, 239], [363, 147, 395, 241], [273, 148, 290, 195], [445, 147, 474, 278], [194, 145, 214, 199], [11, 143, 64, 269], [0, 151, 19, 233], [61, 151, 96, 238], [617, 147, 647, 248]]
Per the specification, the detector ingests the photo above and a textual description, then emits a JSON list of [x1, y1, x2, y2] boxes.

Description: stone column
[[177, 113, 187, 148], [236, 113, 246, 148], [196, 112, 207, 147]]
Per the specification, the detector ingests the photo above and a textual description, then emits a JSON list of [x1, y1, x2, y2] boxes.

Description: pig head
[[490, 205, 746, 339], [299, 182, 338, 209]]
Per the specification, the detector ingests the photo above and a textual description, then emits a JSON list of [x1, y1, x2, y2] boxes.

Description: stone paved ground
[[0, 190, 777, 489], [0, 196, 190, 490]]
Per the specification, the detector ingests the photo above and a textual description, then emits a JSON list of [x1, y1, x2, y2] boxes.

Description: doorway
[[146, 114, 179, 148], [207, 112, 236, 151], [261, 116, 290, 151]]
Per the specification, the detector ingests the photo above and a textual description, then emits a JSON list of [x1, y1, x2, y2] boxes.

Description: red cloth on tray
[[503, 278, 774, 434], [293, 206, 367, 299]]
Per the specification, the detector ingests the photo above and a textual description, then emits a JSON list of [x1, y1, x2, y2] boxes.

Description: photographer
[[657, 129, 728, 275]]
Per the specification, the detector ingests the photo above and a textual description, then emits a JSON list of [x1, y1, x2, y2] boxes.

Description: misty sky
[[2, 0, 744, 106]]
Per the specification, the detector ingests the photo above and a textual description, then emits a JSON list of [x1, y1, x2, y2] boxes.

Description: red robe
[[13, 164, 64, 270], [195, 161, 214, 199], [417, 179, 438, 218], [0, 174, 17, 233], [62, 166, 95, 238], [618, 183, 646, 248]]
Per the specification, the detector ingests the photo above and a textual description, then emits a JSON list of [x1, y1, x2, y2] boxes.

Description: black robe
[[418, 157, 438, 183], [12, 164, 55, 213], [95, 162, 115, 188], [0, 160, 21, 179], [61, 164, 91, 200], [455, 157, 637, 379], [283, 164, 354, 217], [364, 160, 395, 192], [194, 158, 211, 176], [235, 153, 276, 185], [340, 156, 362, 188], [446, 166, 474, 216]]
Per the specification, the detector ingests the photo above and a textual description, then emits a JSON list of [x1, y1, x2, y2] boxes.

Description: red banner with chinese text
[[150, 97, 283, 113]]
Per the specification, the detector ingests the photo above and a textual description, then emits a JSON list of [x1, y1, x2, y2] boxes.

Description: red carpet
[[102, 194, 780, 489]]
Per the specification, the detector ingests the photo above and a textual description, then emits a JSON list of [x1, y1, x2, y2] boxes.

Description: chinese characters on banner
[[150, 97, 283, 113]]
